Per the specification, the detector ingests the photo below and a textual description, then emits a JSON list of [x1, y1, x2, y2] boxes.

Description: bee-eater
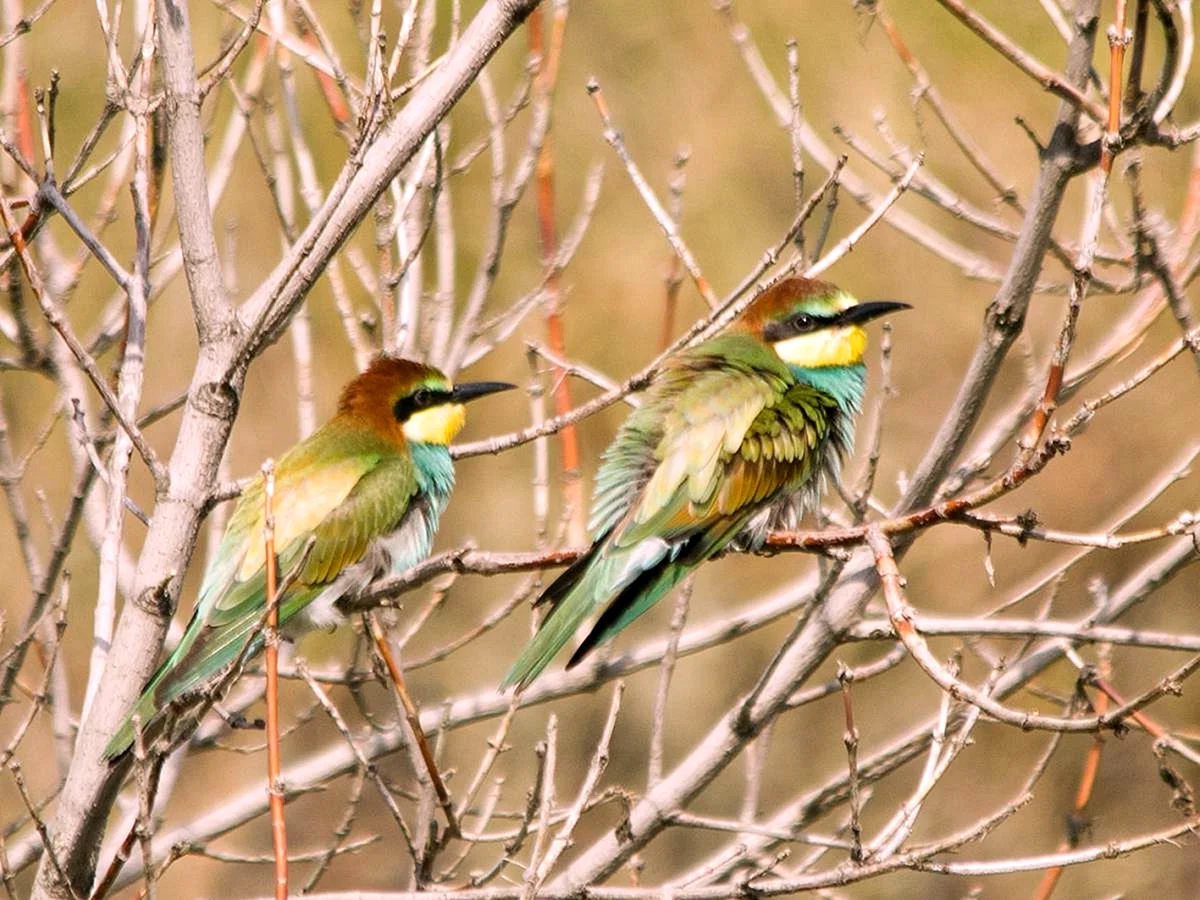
[[105, 357, 514, 759], [502, 278, 908, 691]]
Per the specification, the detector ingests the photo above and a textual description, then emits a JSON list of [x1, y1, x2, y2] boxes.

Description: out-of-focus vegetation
[[2, 0, 1200, 896]]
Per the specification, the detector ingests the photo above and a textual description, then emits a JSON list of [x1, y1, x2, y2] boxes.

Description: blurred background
[[2, 0, 1200, 896]]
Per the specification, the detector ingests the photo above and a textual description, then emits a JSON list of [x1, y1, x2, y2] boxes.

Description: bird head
[[338, 357, 515, 447], [735, 278, 910, 368]]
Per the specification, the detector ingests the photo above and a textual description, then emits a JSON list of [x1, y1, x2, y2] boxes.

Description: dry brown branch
[[587, 80, 719, 309], [935, 0, 1108, 122]]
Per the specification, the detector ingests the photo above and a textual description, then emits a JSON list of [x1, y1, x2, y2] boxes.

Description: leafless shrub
[[1, 0, 1199, 896]]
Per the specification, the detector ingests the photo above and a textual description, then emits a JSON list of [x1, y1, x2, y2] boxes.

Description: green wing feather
[[104, 423, 418, 759], [503, 336, 838, 690]]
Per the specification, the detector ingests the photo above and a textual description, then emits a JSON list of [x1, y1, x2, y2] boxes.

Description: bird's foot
[[217, 706, 265, 731]]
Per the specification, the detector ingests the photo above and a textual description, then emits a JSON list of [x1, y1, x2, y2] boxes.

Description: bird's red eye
[[413, 388, 432, 407], [792, 314, 816, 332]]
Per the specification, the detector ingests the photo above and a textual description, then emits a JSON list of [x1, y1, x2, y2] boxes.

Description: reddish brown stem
[[263, 463, 288, 900], [302, 32, 351, 127], [16, 71, 36, 171], [369, 614, 461, 839], [528, 4, 587, 546], [1032, 687, 1109, 900], [1088, 674, 1168, 739], [1102, 0, 1130, 175]]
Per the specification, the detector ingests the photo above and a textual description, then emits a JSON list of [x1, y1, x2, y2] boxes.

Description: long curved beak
[[841, 300, 912, 325], [451, 381, 517, 403]]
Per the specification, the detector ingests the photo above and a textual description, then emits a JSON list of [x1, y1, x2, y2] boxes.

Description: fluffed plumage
[[502, 278, 909, 691], [105, 357, 513, 759]]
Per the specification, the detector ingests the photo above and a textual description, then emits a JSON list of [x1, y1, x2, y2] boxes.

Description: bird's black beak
[[451, 381, 517, 403], [840, 300, 912, 325]]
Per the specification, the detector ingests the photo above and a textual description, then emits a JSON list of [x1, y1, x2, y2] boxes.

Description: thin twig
[[368, 613, 462, 839], [262, 460, 288, 900]]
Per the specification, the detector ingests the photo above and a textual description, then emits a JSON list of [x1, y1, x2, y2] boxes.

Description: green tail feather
[[102, 621, 252, 760], [104, 586, 321, 760], [103, 681, 167, 761], [503, 512, 758, 692], [532, 542, 600, 610], [502, 537, 675, 691], [565, 559, 689, 669], [563, 513, 747, 670]]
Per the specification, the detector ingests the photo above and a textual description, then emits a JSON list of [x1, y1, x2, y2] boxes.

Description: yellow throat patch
[[403, 403, 467, 445], [771, 324, 868, 368]]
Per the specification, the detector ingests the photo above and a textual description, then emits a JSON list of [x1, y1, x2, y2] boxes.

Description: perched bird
[[503, 278, 908, 691], [105, 357, 514, 759]]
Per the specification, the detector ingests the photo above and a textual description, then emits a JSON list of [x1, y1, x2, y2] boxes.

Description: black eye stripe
[[393, 387, 452, 422], [763, 312, 837, 341]]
